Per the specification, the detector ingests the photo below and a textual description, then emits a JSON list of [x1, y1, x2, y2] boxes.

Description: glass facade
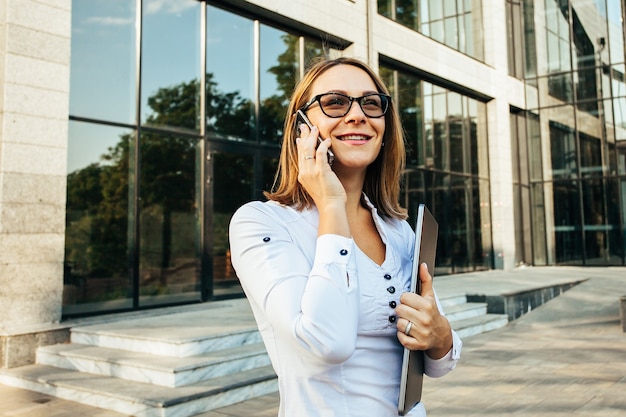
[[64, 0, 625, 316], [65, 0, 338, 315], [509, 0, 626, 266], [380, 65, 492, 274], [378, 0, 484, 61]]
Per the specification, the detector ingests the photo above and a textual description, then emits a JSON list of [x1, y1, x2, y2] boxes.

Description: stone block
[[6, 54, 70, 93], [6, 25, 70, 65], [0, 142, 66, 176], [8, 0, 71, 37], [4, 113, 69, 148], [619, 295, 626, 333], [0, 202, 66, 234], [0, 328, 70, 368], [1, 173, 66, 205]]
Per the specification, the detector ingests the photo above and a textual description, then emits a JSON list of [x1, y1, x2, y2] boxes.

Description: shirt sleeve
[[229, 203, 360, 364], [423, 329, 462, 378]]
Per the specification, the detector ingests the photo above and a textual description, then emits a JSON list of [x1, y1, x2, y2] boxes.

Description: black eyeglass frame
[[299, 92, 392, 119]]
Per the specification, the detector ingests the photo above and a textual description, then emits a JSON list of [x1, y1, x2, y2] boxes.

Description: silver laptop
[[398, 204, 438, 416]]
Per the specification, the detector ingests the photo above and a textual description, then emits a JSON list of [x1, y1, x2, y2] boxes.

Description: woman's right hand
[[296, 124, 350, 237]]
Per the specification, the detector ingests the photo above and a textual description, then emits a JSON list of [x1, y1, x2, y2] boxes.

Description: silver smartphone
[[296, 109, 335, 165]]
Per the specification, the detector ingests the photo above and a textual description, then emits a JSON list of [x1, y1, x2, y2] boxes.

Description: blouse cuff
[[424, 329, 462, 378], [311, 234, 356, 290]]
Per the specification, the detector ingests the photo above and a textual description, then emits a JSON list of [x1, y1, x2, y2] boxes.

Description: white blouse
[[229, 197, 462, 417]]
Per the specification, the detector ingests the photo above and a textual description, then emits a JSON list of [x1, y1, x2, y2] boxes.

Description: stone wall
[[0, 0, 72, 367]]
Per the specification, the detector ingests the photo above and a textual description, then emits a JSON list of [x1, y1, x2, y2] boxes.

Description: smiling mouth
[[337, 134, 372, 141]]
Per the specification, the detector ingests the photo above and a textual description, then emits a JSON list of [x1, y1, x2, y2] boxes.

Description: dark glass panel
[[432, 91, 448, 170], [578, 133, 602, 177], [620, 179, 626, 263], [395, 0, 419, 30], [527, 112, 543, 181], [449, 175, 471, 272], [432, 172, 452, 274], [138, 131, 201, 306], [64, 121, 133, 315], [206, 6, 255, 141], [581, 177, 616, 265], [378, 0, 392, 18], [523, 0, 537, 78], [449, 117, 464, 173], [393, 69, 423, 166], [550, 120, 577, 179], [548, 72, 575, 103], [212, 152, 254, 297], [571, 9, 597, 71], [473, 177, 492, 270], [70, 0, 136, 123], [531, 182, 547, 265], [401, 168, 427, 222], [618, 141, 626, 175], [552, 180, 583, 264], [141, 0, 200, 131], [262, 156, 280, 196]]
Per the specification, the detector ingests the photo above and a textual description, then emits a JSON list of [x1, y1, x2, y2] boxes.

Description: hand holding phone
[[296, 110, 335, 165]]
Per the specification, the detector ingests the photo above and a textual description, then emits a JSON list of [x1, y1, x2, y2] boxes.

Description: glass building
[[56, 0, 626, 317]]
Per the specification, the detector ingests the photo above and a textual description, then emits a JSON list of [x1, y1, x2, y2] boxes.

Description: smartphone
[[296, 109, 335, 165]]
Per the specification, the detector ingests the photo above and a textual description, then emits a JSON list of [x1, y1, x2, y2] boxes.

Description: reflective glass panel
[[206, 6, 255, 141], [552, 180, 583, 264], [70, 0, 136, 123], [578, 132, 602, 177], [449, 175, 471, 272], [550, 120, 578, 179], [138, 131, 201, 306], [473, 177, 492, 270], [581, 178, 613, 265], [212, 152, 254, 297], [259, 25, 298, 145], [141, 0, 201, 131], [64, 121, 133, 315]]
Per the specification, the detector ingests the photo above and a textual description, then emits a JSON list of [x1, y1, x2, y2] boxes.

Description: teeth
[[339, 135, 370, 140]]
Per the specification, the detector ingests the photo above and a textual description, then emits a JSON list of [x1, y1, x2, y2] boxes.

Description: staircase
[[440, 294, 509, 339], [0, 296, 506, 417]]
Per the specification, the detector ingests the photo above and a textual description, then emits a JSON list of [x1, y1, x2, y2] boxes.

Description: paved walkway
[[1, 266, 625, 416]]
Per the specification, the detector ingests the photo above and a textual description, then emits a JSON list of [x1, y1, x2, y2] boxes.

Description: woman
[[229, 57, 462, 416]]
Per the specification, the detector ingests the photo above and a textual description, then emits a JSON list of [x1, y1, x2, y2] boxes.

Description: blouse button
[[387, 286, 395, 294], [388, 316, 396, 323], [384, 273, 392, 280], [339, 249, 348, 256], [389, 301, 397, 308], [262, 237, 270, 242]]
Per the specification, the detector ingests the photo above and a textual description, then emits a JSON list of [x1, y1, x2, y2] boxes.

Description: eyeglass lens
[[318, 93, 388, 118]]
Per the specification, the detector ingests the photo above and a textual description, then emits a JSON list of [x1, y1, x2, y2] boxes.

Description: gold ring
[[304, 155, 315, 160], [404, 321, 413, 336]]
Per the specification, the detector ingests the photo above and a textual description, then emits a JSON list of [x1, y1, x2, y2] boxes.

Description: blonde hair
[[265, 57, 407, 220]]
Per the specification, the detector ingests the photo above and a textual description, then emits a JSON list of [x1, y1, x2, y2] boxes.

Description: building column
[[483, 0, 517, 270], [0, 0, 72, 368]]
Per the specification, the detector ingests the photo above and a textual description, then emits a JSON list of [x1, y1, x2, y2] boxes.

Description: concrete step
[[438, 294, 468, 308], [0, 364, 277, 417], [444, 301, 488, 322], [37, 342, 271, 388], [70, 309, 261, 357], [451, 313, 509, 339]]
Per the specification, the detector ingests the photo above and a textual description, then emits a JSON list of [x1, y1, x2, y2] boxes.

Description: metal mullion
[[200, 0, 211, 301], [131, 0, 143, 309]]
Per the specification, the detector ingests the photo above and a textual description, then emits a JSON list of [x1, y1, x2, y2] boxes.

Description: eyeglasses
[[300, 92, 391, 118]]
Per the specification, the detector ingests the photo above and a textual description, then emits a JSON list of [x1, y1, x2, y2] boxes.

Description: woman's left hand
[[396, 263, 453, 359]]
